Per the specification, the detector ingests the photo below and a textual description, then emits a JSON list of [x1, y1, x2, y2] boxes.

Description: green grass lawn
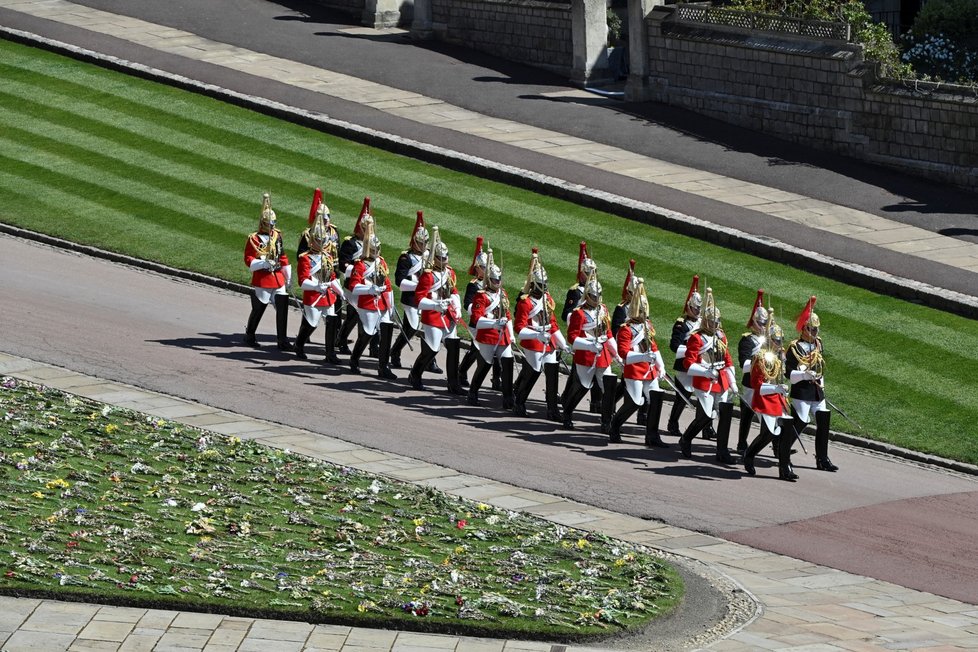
[[0, 377, 682, 640], [1, 37, 977, 464]]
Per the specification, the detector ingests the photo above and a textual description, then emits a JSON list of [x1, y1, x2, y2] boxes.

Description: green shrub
[[902, 0, 978, 82]]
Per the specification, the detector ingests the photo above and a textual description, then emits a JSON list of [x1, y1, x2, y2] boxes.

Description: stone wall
[[429, 0, 575, 74], [638, 4, 978, 191]]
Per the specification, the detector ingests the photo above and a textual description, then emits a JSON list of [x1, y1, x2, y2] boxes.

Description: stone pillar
[[410, 0, 433, 39], [570, 0, 611, 86], [362, 0, 413, 28], [625, 0, 651, 101]]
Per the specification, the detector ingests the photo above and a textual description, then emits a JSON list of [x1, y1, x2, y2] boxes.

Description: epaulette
[[741, 331, 753, 338], [675, 317, 685, 323]]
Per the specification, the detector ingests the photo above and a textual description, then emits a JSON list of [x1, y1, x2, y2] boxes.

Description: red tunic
[[471, 290, 513, 347], [617, 321, 660, 381], [297, 253, 339, 308], [514, 294, 560, 353], [244, 231, 289, 288], [568, 305, 614, 369], [415, 267, 459, 328], [683, 331, 734, 393], [348, 257, 392, 311], [750, 363, 785, 416]]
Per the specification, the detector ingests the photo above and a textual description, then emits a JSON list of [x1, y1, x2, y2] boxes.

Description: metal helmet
[[468, 236, 487, 276], [747, 289, 768, 332], [701, 287, 721, 335], [485, 248, 502, 290], [362, 219, 381, 260], [795, 295, 819, 341], [315, 201, 331, 228], [426, 226, 448, 269], [307, 205, 330, 254], [683, 274, 701, 318], [583, 269, 602, 307], [410, 211, 429, 253], [524, 248, 548, 296], [621, 259, 637, 302], [766, 308, 784, 350], [353, 197, 373, 239], [258, 192, 276, 233], [627, 277, 650, 321], [576, 241, 597, 284]]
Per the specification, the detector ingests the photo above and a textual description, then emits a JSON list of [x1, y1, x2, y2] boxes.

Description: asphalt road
[[3, 234, 977, 604]]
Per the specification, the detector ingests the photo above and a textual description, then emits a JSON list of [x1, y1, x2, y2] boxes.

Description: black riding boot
[[337, 306, 358, 355], [608, 392, 638, 443], [737, 404, 754, 452], [294, 318, 315, 360], [458, 345, 478, 388], [390, 321, 415, 368], [666, 382, 688, 437], [561, 371, 590, 430], [645, 391, 668, 448], [244, 294, 267, 347], [743, 420, 775, 476], [500, 357, 514, 408], [467, 357, 491, 406], [377, 322, 397, 379], [445, 339, 466, 395], [680, 404, 712, 459], [815, 410, 837, 471], [637, 403, 648, 426], [274, 294, 293, 351], [600, 374, 618, 434], [544, 362, 561, 422], [779, 418, 799, 480], [323, 316, 341, 364], [715, 401, 736, 464], [491, 358, 502, 391], [368, 332, 379, 358], [409, 341, 437, 390], [513, 363, 539, 417], [589, 382, 603, 414], [349, 325, 371, 374]]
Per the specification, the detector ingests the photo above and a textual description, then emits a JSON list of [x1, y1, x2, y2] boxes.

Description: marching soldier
[[608, 277, 669, 447], [390, 211, 439, 373], [612, 260, 646, 426], [737, 290, 768, 452], [458, 237, 501, 390], [293, 204, 343, 363], [347, 220, 396, 378], [787, 296, 837, 472], [679, 287, 739, 464], [562, 269, 619, 432], [562, 241, 602, 414], [243, 192, 293, 351], [743, 310, 798, 481], [337, 198, 374, 356], [666, 275, 713, 439], [297, 188, 339, 258], [409, 227, 465, 394], [466, 248, 515, 408], [512, 248, 566, 421]]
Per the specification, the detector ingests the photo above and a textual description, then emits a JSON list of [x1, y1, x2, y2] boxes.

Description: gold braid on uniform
[[789, 339, 824, 378], [756, 349, 783, 382]]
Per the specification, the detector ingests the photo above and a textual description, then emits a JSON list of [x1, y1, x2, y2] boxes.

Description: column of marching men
[[243, 190, 839, 482]]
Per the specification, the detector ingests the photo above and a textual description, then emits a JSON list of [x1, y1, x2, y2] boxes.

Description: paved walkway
[[4, 353, 978, 651], [1, 0, 978, 311]]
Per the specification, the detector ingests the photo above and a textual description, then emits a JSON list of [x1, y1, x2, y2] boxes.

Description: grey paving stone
[[2, 629, 78, 650]]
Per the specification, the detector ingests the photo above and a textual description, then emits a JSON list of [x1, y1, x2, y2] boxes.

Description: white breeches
[[253, 285, 287, 305], [575, 364, 614, 389], [422, 324, 457, 351], [624, 378, 662, 406], [760, 413, 782, 436], [791, 398, 827, 424], [676, 370, 693, 393], [693, 388, 732, 419], [403, 305, 420, 330], [357, 307, 392, 337], [477, 341, 513, 363], [302, 304, 336, 328], [521, 348, 557, 372]]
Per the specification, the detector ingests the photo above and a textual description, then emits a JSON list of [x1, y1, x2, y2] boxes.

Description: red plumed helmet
[[307, 187, 323, 226], [353, 197, 372, 237], [468, 236, 485, 276], [621, 259, 636, 302], [747, 289, 765, 328], [795, 295, 818, 332], [685, 274, 700, 307]]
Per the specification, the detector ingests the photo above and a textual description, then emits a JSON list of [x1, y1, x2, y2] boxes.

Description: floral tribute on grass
[[0, 378, 682, 640]]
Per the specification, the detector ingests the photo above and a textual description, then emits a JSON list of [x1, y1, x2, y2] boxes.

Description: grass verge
[[0, 377, 682, 641], [1, 37, 977, 464]]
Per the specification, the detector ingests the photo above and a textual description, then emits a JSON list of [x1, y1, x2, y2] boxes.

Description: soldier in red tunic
[[337, 198, 374, 355], [608, 278, 669, 447], [347, 220, 396, 378], [561, 242, 603, 414], [666, 275, 708, 439], [293, 205, 343, 363], [243, 193, 293, 351], [466, 249, 514, 408], [737, 290, 768, 452], [562, 270, 620, 432], [679, 288, 739, 463], [409, 227, 465, 394], [390, 212, 434, 371], [512, 249, 567, 421], [742, 310, 797, 481]]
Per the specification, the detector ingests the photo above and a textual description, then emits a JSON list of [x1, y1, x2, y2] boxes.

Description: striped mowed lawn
[[1, 38, 977, 464]]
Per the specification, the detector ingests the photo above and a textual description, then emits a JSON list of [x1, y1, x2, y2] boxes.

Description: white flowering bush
[[902, 0, 978, 82]]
